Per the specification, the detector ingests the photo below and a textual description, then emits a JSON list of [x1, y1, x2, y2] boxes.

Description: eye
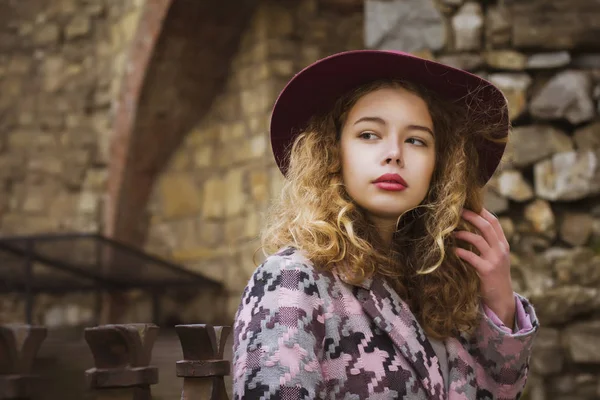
[[406, 137, 427, 146], [358, 132, 378, 140]]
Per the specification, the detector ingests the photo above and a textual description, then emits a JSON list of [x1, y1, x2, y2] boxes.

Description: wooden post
[[175, 324, 231, 400], [0, 324, 47, 400], [84, 324, 159, 400]]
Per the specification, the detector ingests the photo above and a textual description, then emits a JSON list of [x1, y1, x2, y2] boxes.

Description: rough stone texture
[[490, 169, 533, 202], [530, 71, 596, 125], [365, 0, 446, 52], [2, 0, 600, 397], [483, 188, 508, 214], [145, 0, 364, 322], [564, 320, 600, 363], [524, 199, 556, 239], [534, 151, 600, 201], [484, 5, 511, 49], [488, 73, 532, 120], [530, 286, 600, 325], [530, 327, 563, 375], [0, 0, 143, 237], [560, 213, 593, 246], [484, 50, 527, 70], [452, 2, 483, 51], [574, 122, 600, 150], [436, 53, 483, 71], [527, 52, 572, 69], [510, 0, 600, 50], [506, 125, 573, 168]]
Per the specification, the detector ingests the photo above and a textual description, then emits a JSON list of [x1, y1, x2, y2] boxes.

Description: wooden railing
[[0, 323, 232, 400]]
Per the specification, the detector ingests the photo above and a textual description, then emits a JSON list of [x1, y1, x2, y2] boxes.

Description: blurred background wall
[[0, 0, 599, 399]]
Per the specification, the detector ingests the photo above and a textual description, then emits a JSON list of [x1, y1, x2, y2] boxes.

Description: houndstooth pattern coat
[[232, 247, 539, 399]]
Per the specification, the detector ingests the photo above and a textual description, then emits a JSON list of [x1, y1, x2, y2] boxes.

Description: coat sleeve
[[467, 292, 539, 399], [232, 253, 326, 400]]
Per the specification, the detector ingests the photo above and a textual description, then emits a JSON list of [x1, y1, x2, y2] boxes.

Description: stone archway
[[104, 0, 258, 322], [107, 0, 258, 246]]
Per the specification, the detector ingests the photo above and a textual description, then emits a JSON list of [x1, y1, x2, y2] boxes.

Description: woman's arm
[[465, 292, 539, 398], [232, 253, 326, 400]]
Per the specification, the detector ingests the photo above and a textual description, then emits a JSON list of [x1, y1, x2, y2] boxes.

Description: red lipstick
[[373, 173, 408, 191]]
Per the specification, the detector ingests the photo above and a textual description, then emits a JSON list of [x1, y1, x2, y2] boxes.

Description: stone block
[[198, 220, 224, 247], [203, 177, 225, 219], [78, 191, 99, 214], [490, 169, 533, 202], [484, 5, 511, 49], [488, 73, 532, 120], [83, 168, 108, 191], [530, 327, 563, 375], [511, 0, 600, 50], [27, 155, 63, 175], [159, 174, 203, 218], [65, 16, 91, 39], [564, 320, 600, 363], [8, 55, 32, 74], [524, 199, 556, 239], [573, 122, 600, 150], [507, 125, 573, 168], [224, 168, 247, 217], [452, 2, 483, 51], [560, 212, 593, 246], [250, 134, 268, 159], [527, 52, 571, 69], [225, 216, 246, 243], [269, 166, 286, 199], [171, 246, 229, 263], [365, 0, 446, 52], [437, 53, 483, 71], [483, 50, 527, 70], [483, 188, 508, 214], [193, 146, 212, 168], [219, 122, 246, 144], [33, 24, 60, 46], [267, 4, 295, 36], [250, 170, 269, 204], [270, 60, 294, 78], [534, 150, 600, 201], [169, 151, 191, 172], [530, 70, 595, 125], [245, 210, 261, 240], [529, 286, 600, 325]]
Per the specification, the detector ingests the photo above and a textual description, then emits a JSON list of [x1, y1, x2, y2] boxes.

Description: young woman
[[232, 50, 539, 399]]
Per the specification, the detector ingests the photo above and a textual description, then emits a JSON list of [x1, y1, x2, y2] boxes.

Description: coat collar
[[343, 273, 447, 400]]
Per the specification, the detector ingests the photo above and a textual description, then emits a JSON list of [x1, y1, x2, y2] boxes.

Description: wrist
[[485, 292, 516, 329]]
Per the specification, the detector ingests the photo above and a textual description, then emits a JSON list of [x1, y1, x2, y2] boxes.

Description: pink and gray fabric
[[232, 247, 538, 399]]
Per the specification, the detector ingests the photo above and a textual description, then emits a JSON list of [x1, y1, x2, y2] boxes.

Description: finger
[[454, 230, 492, 257], [455, 247, 490, 275], [461, 209, 500, 249], [480, 208, 510, 249]]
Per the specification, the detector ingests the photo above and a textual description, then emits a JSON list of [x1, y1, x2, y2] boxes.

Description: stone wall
[[2, 0, 600, 397], [0, 0, 145, 325], [368, 0, 600, 398], [145, 0, 363, 320]]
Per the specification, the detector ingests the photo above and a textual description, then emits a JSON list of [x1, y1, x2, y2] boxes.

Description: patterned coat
[[233, 247, 539, 399]]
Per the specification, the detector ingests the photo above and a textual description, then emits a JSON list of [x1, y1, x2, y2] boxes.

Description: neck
[[369, 215, 398, 249]]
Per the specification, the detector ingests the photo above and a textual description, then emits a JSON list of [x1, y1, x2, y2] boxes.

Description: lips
[[373, 173, 408, 187]]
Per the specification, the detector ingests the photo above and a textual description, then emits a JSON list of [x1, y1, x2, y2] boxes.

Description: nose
[[385, 146, 403, 166]]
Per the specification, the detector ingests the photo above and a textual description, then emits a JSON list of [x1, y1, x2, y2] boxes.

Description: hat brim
[[270, 50, 509, 185]]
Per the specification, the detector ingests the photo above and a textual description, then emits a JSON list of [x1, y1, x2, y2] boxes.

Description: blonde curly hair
[[260, 79, 509, 340]]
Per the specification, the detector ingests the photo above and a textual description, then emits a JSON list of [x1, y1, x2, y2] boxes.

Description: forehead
[[347, 87, 432, 120]]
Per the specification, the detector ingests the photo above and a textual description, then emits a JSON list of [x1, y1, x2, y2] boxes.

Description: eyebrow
[[353, 116, 435, 137]]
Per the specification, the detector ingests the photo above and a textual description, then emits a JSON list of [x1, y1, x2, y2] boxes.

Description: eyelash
[[358, 132, 427, 146]]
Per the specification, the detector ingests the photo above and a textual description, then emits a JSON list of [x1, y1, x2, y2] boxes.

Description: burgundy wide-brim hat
[[270, 50, 509, 186]]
